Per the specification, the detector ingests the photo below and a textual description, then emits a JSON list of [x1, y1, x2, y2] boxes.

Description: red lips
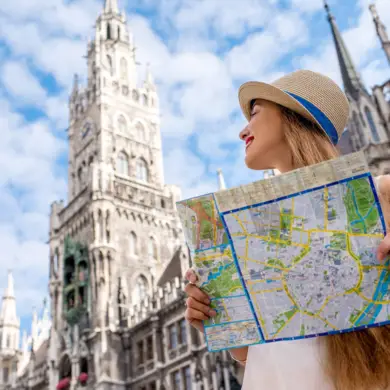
[[245, 136, 254, 149]]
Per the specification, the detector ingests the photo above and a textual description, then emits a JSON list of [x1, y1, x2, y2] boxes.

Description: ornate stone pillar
[[71, 356, 79, 390], [201, 357, 210, 390], [212, 368, 218, 390], [222, 352, 231, 390], [151, 315, 160, 363]]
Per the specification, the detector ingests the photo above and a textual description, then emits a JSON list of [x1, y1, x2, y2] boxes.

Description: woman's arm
[[229, 347, 249, 366]]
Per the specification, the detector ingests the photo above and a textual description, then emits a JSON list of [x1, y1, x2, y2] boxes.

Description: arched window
[[99, 251, 104, 274], [132, 90, 139, 101], [116, 152, 129, 176], [136, 158, 148, 182], [98, 210, 103, 242], [59, 354, 72, 379], [142, 94, 148, 106], [136, 122, 146, 142], [105, 210, 110, 243], [78, 167, 83, 190], [365, 106, 380, 143], [148, 237, 158, 260], [54, 248, 60, 274], [135, 275, 148, 303], [107, 23, 112, 40], [117, 26, 121, 41], [107, 55, 113, 75], [117, 115, 127, 133], [120, 58, 128, 80], [129, 231, 137, 255]]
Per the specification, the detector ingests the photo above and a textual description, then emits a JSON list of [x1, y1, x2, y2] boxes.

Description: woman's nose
[[239, 126, 250, 141]]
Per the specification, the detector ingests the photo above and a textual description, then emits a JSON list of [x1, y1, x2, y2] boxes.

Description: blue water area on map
[[355, 270, 390, 326]]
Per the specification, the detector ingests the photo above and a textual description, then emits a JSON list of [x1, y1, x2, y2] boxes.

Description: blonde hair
[[281, 106, 390, 390]]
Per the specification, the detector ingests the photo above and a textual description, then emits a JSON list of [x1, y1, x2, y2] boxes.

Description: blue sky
[[0, 0, 388, 337]]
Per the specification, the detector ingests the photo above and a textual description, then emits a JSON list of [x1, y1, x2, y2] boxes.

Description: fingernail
[[190, 275, 197, 284], [209, 309, 217, 317], [205, 298, 211, 305]]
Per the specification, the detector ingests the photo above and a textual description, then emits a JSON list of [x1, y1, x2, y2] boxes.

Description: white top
[[242, 339, 333, 390], [242, 176, 385, 389]]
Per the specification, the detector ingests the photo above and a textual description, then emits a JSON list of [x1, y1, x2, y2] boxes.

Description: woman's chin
[[244, 154, 267, 171]]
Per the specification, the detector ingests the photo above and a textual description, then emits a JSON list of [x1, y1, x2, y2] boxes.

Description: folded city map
[[177, 151, 390, 352]]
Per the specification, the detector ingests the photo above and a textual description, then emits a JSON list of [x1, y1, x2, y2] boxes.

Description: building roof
[[34, 339, 49, 367], [157, 247, 183, 287]]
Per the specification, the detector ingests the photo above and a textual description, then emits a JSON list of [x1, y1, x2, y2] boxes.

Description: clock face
[[81, 122, 93, 139]]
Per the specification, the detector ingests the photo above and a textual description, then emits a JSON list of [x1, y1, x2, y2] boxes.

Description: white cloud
[[0, 0, 101, 37], [298, 42, 342, 86], [44, 93, 70, 129], [362, 58, 390, 88], [273, 11, 309, 44], [0, 20, 86, 86], [0, 99, 66, 315], [289, 0, 324, 13], [163, 147, 208, 199], [226, 31, 284, 80], [174, 0, 273, 39], [1, 61, 47, 104]]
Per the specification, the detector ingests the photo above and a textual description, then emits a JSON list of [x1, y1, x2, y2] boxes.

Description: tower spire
[[104, 0, 119, 14], [0, 270, 20, 353], [324, 0, 367, 99], [217, 169, 226, 190], [5, 270, 14, 298], [0, 270, 17, 324], [144, 63, 156, 90], [369, 3, 390, 66]]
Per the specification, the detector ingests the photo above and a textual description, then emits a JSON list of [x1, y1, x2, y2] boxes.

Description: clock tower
[[48, 0, 187, 388]]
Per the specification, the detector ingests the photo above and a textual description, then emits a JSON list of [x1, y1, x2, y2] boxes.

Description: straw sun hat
[[238, 70, 350, 145]]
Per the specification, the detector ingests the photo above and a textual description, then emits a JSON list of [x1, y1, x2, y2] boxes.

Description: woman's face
[[239, 99, 291, 172]]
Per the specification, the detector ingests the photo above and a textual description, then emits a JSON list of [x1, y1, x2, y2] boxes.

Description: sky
[[0, 0, 389, 335]]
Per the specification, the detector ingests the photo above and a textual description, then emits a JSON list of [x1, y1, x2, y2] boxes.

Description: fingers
[[184, 268, 215, 333], [185, 307, 209, 321], [185, 268, 198, 284], [377, 233, 390, 262], [186, 297, 216, 317], [185, 318, 204, 333], [184, 283, 210, 305]]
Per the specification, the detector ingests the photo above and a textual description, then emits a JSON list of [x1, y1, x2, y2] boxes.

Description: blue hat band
[[283, 91, 339, 145]]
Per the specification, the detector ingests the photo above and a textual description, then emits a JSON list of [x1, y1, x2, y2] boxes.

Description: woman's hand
[[377, 233, 390, 262], [377, 175, 390, 262], [184, 268, 217, 333]]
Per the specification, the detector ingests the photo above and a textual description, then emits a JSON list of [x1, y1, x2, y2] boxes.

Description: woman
[[184, 70, 390, 390]]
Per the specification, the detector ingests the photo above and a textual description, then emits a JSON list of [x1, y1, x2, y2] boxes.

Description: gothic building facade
[[44, 0, 242, 389], [0, 1, 389, 390], [330, 2, 390, 173]]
